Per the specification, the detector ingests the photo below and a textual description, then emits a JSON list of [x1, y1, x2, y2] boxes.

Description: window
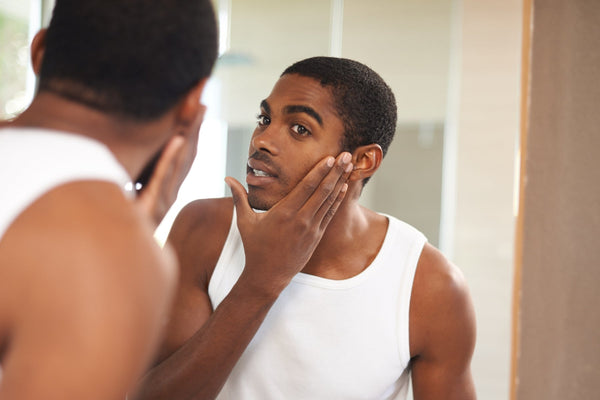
[[0, 0, 34, 119]]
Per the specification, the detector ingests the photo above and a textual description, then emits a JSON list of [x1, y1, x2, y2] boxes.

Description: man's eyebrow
[[283, 105, 323, 127], [260, 99, 324, 127], [259, 99, 271, 115]]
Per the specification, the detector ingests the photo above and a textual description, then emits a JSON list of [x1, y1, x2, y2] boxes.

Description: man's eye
[[291, 124, 310, 136], [256, 114, 270, 126]]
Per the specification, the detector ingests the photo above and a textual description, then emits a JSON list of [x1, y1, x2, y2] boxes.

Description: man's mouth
[[246, 159, 279, 188], [250, 168, 274, 177], [246, 164, 277, 187], [247, 157, 278, 179]]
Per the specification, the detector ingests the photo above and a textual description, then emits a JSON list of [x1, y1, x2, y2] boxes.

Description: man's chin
[[247, 193, 274, 211]]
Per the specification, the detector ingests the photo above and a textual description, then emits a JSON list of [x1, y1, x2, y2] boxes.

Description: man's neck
[[10, 92, 172, 180], [301, 191, 389, 280]]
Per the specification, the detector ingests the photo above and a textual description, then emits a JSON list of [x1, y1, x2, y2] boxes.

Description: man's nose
[[250, 125, 280, 155]]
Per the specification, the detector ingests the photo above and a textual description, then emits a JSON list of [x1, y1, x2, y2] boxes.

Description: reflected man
[[138, 57, 476, 400]]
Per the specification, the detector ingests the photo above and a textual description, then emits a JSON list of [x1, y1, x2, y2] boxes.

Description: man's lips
[[247, 158, 278, 178], [246, 158, 280, 187]]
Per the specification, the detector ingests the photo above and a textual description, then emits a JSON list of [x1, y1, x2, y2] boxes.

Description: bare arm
[[134, 152, 352, 400], [410, 244, 477, 400], [0, 182, 176, 400]]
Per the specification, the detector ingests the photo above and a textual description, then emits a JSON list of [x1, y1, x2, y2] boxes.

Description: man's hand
[[136, 105, 206, 227], [225, 152, 353, 297]]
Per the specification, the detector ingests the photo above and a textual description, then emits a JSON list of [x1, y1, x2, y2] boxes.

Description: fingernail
[[326, 157, 335, 167], [345, 163, 353, 173], [341, 183, 348, 193], [342, 152, 352, 163]]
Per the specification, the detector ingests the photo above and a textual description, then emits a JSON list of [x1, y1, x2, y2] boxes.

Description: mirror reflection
[[202, 2, 519, 400]]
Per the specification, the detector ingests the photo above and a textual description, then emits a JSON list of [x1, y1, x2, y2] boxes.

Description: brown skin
[[0, 28, 205, 400], [134, 152, 352, 400], [0, 181, 177, 400], [138, 74, 477, 400], [0, 31, 351, 400]]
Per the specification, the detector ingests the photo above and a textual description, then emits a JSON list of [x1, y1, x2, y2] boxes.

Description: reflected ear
[[349, 144, 383, 182], [30, 29, 47, 75], [175, 78, 209, 127]]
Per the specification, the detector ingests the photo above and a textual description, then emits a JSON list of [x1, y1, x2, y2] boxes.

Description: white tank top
[[0, 127, 132, 241], [209, 210, 427, 400]]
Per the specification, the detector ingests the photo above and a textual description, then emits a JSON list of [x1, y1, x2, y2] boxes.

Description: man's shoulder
[[0, 181, 177, 400], [1, 179, 171, 279], [170, 197, 234, 242], [415, 244, 467, 295], [167, 197, 234, 285], [410, 243, 476, 357], [0, 179, 176, 333]]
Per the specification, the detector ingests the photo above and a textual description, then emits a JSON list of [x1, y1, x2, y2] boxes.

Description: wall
[[513, 0, 600, 398], [440, 1, 523, 398]]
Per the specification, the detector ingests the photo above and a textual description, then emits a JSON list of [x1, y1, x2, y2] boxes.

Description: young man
[[0, 2, 350, 399], [139, 57, 477, 399]]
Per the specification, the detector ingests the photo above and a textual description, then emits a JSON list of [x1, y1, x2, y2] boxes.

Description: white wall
[[448, 0, 522, 398]]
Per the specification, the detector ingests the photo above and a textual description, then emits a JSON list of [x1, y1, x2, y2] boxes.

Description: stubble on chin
[[247, 190, 272, 211], [246, 175, 294, 211]]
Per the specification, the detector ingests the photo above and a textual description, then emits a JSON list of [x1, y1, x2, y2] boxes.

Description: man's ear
[[349, 144, 383, 182], [175, 78, 209, 127], [30, 29, 47, 75]]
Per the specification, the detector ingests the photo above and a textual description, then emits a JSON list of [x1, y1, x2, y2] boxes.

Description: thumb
[[142, 136, 185, 198], [225, 177, 253, 219]]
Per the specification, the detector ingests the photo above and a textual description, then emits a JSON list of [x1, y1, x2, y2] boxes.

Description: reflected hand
[[225, 152, 353, 297]]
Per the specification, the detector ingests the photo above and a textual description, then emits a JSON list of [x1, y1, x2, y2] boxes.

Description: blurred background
[[0, 1, 523, 399]]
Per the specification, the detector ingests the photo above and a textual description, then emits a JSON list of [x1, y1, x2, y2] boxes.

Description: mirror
[[207, 1, 520, 399], [0, 1, 520, 398]]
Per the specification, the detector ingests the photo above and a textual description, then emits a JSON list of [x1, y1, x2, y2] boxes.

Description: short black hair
[[39, 0, 218, 121], [282, 57, 397, 183]]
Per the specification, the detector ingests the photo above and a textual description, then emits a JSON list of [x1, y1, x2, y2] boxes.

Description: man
[[0, 2, 351, 399], [139, 57, 477, 400]]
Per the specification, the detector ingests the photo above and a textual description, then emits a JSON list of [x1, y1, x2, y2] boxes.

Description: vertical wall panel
[[515, 0, 600, 398], [450, 1, 522, 398]]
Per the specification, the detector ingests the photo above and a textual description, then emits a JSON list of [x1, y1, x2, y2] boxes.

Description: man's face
[[246, 73, 346, 210]]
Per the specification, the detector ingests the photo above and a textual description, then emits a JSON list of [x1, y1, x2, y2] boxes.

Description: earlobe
[[349, 144, 383, 182], [30, 29, 47, 75]]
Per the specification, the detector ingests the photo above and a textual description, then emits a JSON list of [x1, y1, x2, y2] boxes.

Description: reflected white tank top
[[209, 210, 427, 400]]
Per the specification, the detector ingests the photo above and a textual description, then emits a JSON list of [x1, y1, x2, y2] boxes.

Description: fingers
[[151, 136, 185, 188], [273, 156, 335, 211], [165, 139, 195, 198], [225, 177, 253, 222], [276, 152, 351, 213], [319, 182, 348, 231], [136, 136, 186, 225], [297, 152, 353, 219], [314, 158, 352, 229]]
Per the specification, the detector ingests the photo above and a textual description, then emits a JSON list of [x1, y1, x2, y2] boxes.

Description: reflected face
[[246, 74, 346, 210]]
